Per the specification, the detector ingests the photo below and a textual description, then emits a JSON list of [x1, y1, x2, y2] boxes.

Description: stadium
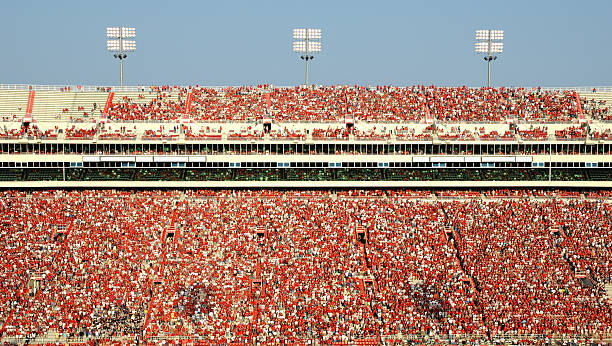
[[1, 2, 612, 346]]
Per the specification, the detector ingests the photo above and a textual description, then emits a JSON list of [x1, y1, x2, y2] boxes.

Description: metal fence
[[539, 86, 612, 93], [2, 83, 612, 93], [0, 84, 141, 92], [0, 84, 227, 93]]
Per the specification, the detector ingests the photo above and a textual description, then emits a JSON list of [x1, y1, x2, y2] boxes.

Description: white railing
[[0, 84, 229, 93], [539, 86, 612, 93], [2, 83, 612, 93], [0, 84, 139, 92]]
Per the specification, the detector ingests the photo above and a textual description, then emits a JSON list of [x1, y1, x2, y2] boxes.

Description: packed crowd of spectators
[[482, 189, 532, 198], [424, 87, 579, 122], [479, 130, 515, 141], [438, 190, 481, 198], [0, 190, 610, 344], [551, 202, 612, 283], [108, 94, 184, 122], [64, 126, 96, 140], [0, 194, 68, 333], [312, 127, 350, 140], [586, 190, 612, 199], [554, 126, 587, 140], [518, 126, 549, 140], [446, 200, 612, 337], [102, 85, 585, 123]]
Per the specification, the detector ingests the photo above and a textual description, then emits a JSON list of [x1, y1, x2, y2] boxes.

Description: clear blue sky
[[1, 0, 610, 87]]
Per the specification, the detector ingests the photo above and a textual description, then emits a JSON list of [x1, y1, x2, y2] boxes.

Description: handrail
[[0, 116, 598, 125], [540, 86, 612, 93], [3, 332, 611, 345], [2, 83, 612, 93], [0, 84, 227, 93]]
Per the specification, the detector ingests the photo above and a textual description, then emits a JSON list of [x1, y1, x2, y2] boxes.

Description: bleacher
[[0, 86, 610, 123], [581, 91, 612, 120], [0, 84, 609, 345], [0, 190, 610, 344], [0, 90, 28, 120], [0, 88, 182, 123]]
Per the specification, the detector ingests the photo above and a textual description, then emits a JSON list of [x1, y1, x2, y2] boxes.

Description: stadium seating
[[0, 90, 29, 121], [106, 86, 585, 122], [2, 86, 606, 123], [446, 200, 612, 336], [1, 190, 611, 344], [0, 83, 611, 345], [1, 86, 612, 146], [581, 92, 612, 120]]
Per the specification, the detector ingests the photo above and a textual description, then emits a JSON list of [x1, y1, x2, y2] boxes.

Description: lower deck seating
[[0, 190, 610, 344]]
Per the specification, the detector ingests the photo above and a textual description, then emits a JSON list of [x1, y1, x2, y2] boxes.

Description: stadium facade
[[0, 84, 611, 188]]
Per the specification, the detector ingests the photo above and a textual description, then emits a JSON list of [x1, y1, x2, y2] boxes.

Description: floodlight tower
[[475, 30, 503, 87], [293, 28, 322, 87], [107, 27, 136, 87]]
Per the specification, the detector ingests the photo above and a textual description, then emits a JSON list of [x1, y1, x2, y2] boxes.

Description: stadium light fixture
[[293, 28, 322, 87], [475, 29, 503, 87], [107, 27, 136, 87]]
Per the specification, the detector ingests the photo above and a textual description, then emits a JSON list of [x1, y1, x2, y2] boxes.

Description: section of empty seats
[[29, 91, 79, 122], [31, 91, 111, 122], [0, 90, 29, 121]]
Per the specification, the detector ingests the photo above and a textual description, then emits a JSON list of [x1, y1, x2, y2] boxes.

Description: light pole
[[293, 28, 321, 87], [107, 27, 136, 87], [475, 30, 503, 87]]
